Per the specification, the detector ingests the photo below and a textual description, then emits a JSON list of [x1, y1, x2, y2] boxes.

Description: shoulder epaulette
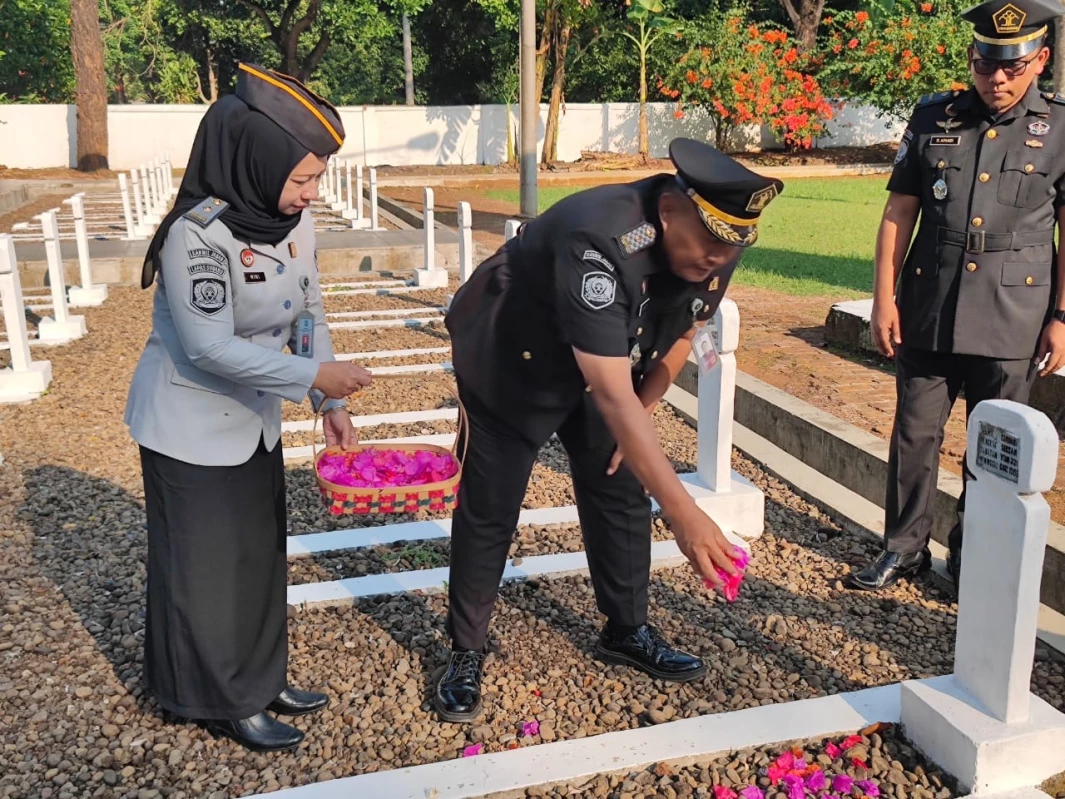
[[614, 222, 656, 258], [1047, 92, 1065, 106], [916, 90, 958, 108], [183, 198, 229, 228]]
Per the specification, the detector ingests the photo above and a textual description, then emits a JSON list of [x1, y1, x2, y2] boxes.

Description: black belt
[[937, 226, 1054, 254]]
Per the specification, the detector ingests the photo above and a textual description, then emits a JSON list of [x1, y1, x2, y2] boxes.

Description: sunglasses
[[970, 54, 1039, 76]]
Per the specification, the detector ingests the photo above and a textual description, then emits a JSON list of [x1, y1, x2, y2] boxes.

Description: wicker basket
[[311, 380, 467, 516]]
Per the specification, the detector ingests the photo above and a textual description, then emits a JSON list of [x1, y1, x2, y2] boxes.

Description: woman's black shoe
[[205, 711, 304, 752], [595, 624, 707, 682], [434, 648, 485, 723], [267, 686, 329, 716]]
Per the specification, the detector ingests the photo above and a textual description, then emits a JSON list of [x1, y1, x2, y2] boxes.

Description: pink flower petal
[[824, 742, 841, 759], [462, 743, 482, 757], [740, 787, 765, 799], [714, 787, 738, 799], [521, 720, 540, 737]]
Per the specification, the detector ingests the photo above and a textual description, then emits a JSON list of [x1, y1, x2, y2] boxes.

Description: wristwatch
[[1053, 310, 1065, 325]]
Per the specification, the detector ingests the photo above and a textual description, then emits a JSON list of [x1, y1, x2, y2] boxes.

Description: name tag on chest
[[929, 135, 961, 146], [294, 310, 314, 357]]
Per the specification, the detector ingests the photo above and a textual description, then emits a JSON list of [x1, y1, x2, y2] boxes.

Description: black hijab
[[141, 95, 311, 289]]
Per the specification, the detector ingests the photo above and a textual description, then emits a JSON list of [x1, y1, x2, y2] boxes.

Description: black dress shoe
[[847, 549, 931, 592], [947, 548, 962, 588], [267, 686, 329, 716], [595, 623, 707, 683], [434, 648, 485, 723], [205, 711, 304, 752]]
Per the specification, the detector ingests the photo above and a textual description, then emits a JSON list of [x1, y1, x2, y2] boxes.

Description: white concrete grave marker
[[414, 187, 449, 288], [0, 234, 52, 402], [140, 165, 161, 225], [117, 174, 140, 241], [330, 158, 345, 211], [901, 399, 1065, 794], [163, 155, 174, 197], [344, 164, 370, 228], [130, 170, 148, 233], [445, 201, 474, 310], [679, 297, 764, 541], [344, 160, 353, 211], [63, 194, 108, 307], [505, 218, 522, 241], [369, 169, 383, 231], [33, 210, 86, 344], [148, 160, 163, 215]]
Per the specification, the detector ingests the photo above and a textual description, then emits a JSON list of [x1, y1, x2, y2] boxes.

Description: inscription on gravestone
[[975, 421, 1020, 484]]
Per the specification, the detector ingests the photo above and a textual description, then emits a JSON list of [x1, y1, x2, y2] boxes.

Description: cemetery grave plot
[[1, 248, 1064, 795]]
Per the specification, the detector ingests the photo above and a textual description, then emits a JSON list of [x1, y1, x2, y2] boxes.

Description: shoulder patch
[[580, 271, 617, 310], [614, 222, 656, 257], [183, 198, 229, 228], [582, 249, 616, 272], [917, 90, 957, 108]]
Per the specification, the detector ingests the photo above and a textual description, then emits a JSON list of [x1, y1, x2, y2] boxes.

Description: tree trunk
[[403, 13, 415, 105], [1056, 16, 1065, 93], [535, 1, 556, 106], [779, 0, 824, 52], [541, 23, 571, 164], [70, 0, 109, 171], [638, 45, 648, 157]]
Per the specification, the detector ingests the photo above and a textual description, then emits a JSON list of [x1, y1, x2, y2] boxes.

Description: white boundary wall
[[0, 101, 905, 170]]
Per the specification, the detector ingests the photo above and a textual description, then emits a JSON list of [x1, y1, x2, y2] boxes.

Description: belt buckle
[[966, 230, 985, 254]]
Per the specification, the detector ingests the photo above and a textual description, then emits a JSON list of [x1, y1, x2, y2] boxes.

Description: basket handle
[[311, 372, 469, 467]]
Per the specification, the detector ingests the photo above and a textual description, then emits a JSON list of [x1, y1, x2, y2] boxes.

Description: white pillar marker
[[345, 160, 354, 211], [140, 165, 160, 225], [344, 163, 370, 228], [901, 399, 1065, 794], [505, 219, 522, 241], [63, 194, 108, 307], [148, 160, 163, 215], [446, 201, 474, 310], [0, 234, 52, 403], [164, 154, 175, 196], [117, 174, 139, 241], [414, 188, 448, 288], [130, 170, 148, 233], [369, 169, 383, 231], [33, 209, 86, 344], [330, 157, 345, 211]]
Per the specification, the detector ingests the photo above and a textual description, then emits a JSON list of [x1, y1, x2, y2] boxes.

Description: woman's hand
[[323, 408, 359, 449], [313, 362, 372, 399]]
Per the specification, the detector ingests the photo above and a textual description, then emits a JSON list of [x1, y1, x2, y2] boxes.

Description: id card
[[294, 310, 315, 357], [692, 325, 719, 375]]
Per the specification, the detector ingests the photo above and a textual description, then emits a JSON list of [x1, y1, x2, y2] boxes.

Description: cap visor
[[972, 38, 1043, 60]]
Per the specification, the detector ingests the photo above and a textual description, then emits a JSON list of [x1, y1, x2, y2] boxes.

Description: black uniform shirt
[[445, 175, 733, 440], [887, 83, 1065, 359]]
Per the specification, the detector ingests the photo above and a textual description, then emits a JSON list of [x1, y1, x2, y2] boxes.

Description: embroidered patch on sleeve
[[580, 271, 617, 309], [187, 247, 229, 267], [582, 249, 616, 272], [190, 277, 227, 316], [894, 130, 913, 166], [187, 262, 226, 278]]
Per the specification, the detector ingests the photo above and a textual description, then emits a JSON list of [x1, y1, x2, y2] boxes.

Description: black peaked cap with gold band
[[668, 138, 784, 248], [235, 63, 345, 155], [961, 0, 1061, 60]]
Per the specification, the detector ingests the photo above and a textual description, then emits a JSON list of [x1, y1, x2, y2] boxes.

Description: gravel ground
[[324, 326, 452, 356], [526, 727, 961, 798], [2, 283, 1064, 797], [321, 290, 452, 314]]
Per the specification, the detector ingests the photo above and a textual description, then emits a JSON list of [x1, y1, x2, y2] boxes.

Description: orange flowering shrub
[[816, 0, 971, 121], [660, 7, 834, 150]]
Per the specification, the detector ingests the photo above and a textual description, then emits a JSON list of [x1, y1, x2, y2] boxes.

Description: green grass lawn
[[486, 176, 888, 297]]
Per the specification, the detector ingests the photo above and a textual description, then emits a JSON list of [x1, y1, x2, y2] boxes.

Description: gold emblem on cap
[[746, 185, 778, 213], [992, 3, 1026, 34]]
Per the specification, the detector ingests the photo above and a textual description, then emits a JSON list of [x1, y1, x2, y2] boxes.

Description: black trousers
[[447, 383, 652, 650], [140, 435, 288, 720], [884, 345, 1036, 554]]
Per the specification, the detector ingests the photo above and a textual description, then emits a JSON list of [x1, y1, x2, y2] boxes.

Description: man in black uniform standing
[[848, 0, 1065, 593], [436, 138, 784, 722]]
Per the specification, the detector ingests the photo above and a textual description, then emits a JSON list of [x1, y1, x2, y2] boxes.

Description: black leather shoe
[[847, 549, 931, 591], [205, 712, 304, 752], [947, 548, 962, 588], [595, 624, 707, 682], [434, 648, 485, 723], [267, 685, 329, 716]]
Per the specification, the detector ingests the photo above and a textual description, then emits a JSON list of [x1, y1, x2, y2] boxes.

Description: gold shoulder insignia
[[183, 198, 229, 228], [614, 222, 657, 257]]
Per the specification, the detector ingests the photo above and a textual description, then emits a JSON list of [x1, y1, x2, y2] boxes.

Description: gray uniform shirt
[[124, 201, 344, 467]]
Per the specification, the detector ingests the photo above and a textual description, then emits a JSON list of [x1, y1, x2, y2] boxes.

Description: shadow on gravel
[[21, 464, 164, 719]]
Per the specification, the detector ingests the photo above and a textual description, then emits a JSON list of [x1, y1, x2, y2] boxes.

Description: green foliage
[[0, 0, 75, 103], [816, 0, 972, 122]]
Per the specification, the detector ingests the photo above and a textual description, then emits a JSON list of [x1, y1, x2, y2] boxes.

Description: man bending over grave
[[847, 0, 1065, 594], [436, 138, 784, 723]]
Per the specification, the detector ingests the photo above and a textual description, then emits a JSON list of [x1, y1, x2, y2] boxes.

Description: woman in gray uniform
[[125, 64, 372, 752]]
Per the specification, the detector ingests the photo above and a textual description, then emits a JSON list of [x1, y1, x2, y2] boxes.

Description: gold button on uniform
[[915, 267, 923, 275], [937, 160, 946, 168], [987, 129, 998, 139], [585, 385, 593, 392], [1024, 163, 1035, 173], [651, 350, 659, 359], [636, 327, 643, 336], [972, 217, 983, 227], [1026, 276, 1034, 285], [979, 173, 990, 182], [967, 262, 978, 272], [521, 351, 531, 360]]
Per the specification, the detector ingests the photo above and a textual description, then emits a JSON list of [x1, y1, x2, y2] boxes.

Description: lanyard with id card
[[692, 324, 720, 376], [294, 274, 314, 357]]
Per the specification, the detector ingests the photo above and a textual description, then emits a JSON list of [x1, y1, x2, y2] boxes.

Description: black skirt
[[139, 436, 288, 720]]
